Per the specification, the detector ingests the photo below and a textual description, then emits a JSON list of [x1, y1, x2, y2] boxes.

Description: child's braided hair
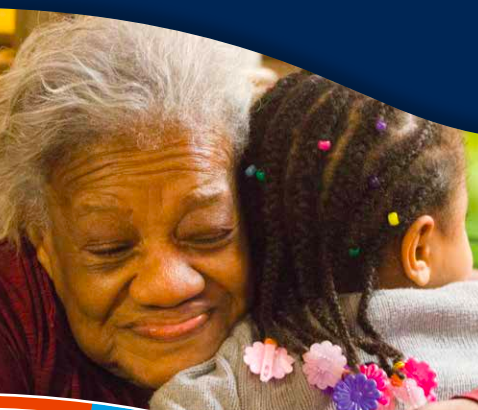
[[239, 71, 465, 374]]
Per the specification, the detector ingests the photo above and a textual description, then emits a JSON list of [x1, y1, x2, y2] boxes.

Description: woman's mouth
[[129, 311, 213, 342]]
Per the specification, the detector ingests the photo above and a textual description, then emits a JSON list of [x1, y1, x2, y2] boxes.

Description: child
[[150, 71, 478, 410]]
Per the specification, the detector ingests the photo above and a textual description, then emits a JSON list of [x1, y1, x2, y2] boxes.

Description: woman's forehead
[[72, 182, 233, 217], [51, 132, 232, 187], [45, 134, 235, 221]]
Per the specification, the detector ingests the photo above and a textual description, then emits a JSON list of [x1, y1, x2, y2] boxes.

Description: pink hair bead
[[318, 140, 332, 151]]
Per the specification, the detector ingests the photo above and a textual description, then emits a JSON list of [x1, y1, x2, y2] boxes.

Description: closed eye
[[85, 242, 134, 257], [183, 229, 235, 249]]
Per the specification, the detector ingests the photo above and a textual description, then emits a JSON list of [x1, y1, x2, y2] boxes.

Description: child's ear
[[27, 226, 54, 280], [401, 215, 435, 287]]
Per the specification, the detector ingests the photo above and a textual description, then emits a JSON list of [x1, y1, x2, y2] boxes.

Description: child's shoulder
[[149, 317, 254, 410], [222, 316, 255, 349], [378, 280, 478, 303], [150, 316, 330, 410]]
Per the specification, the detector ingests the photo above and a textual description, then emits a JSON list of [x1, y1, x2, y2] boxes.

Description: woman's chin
[[107, 309, 231, 389]]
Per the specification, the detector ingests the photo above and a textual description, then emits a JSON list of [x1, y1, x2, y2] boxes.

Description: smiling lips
[[130, 311, 212, 341]]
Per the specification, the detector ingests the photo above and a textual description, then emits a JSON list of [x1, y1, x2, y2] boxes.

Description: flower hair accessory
[[302, 341, 347, 390], [391, 378, 427, 409], [243, 338, 294, 382], [244, 337, 437, 410], [333, 373, 381, 410], [359, 364, 391, 406], [300, 342, 437, 410], [401, 358, 438, 402]]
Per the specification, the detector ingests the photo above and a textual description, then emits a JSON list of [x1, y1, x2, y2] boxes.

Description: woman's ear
[[27, 226, 54, 280], [401, 215, 435, 287]]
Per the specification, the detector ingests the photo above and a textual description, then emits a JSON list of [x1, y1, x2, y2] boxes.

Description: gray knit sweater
[[150, 281, 478, 410]]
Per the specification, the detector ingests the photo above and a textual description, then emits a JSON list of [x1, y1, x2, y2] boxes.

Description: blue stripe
[[92, 404, 132, 410]]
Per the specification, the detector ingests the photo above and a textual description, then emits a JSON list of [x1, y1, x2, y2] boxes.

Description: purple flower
[[333, 373, 381, 410]]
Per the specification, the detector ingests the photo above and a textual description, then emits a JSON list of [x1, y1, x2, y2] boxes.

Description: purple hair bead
[[367, 176, 381, 190], [376, 119, 387, 132]]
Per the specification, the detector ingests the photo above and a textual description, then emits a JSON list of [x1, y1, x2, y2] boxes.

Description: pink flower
[[391, 378, 428, 409], [360, 364, 391, 405], [402, 358, 438, 401], [302, 341, 347, 390], [244, 339, 294, 383], [377, 390, 395, 410]]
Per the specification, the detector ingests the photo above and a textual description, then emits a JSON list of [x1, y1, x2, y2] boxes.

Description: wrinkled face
[[37, 128, 249, 388], [432, 182, 474, 286]]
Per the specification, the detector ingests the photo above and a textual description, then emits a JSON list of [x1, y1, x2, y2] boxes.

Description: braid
[[241, 71, 308, 330], [356, 261, 403, 372], [348, 122, 446, 369], [285, 84, 349, 303], [243, 73, 465, 372], [248, 71, 306, 157], [251, 75, 328, 337], [283, 85, 360, 361]]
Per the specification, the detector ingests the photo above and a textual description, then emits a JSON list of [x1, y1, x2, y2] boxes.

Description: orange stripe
[[0, 396, 91, 409]]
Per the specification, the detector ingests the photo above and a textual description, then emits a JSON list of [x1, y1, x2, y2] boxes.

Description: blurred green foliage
[[465, 132, 478, 267]]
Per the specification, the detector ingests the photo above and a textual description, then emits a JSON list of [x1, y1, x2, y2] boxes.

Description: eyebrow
[[75, 188, 229, 218], [182, 188, 229, 212], [76, 204, 132, 218]]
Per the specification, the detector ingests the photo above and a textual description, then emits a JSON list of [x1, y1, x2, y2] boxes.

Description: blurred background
[[466, 133, 478, 267], [1, 9, 477, 267]]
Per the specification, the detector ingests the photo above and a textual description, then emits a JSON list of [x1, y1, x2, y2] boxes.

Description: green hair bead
[[348, 247, 361, 258], [256, 170, 266, 182]]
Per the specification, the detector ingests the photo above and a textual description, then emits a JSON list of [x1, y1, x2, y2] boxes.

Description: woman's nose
[[129, 248, 206, 307]]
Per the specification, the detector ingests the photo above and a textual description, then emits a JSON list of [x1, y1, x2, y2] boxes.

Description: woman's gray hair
[[0, 16, 253, 246]]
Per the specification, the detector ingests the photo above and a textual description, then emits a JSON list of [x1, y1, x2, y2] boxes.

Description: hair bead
[[393, 361, 405, 371], [348, 247, 361, 258], [390, 374, 404, 387], [256, 170, 266, 182], [245, 165, 257, 177], [264, 337, 278, 346], [318, 140, 332, 151], [367, 176, 381, 190], [388, 212, 400, 226], [243, 73, 454, 391], [376, 119, 387, 132]]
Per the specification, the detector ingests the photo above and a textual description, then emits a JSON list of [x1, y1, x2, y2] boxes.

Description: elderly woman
[[0, 16, 254, 407]]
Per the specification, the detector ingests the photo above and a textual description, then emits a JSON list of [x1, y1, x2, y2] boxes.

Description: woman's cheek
[[65, 269, 128, 320], [193, 238, 249, 308], [53, 248, 114, 315]]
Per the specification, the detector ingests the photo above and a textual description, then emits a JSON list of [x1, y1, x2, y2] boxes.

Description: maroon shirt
[[0, 240, 151, 407]]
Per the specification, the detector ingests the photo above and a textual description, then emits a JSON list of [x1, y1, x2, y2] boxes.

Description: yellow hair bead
[[393, 361, 405, 371], [388, 212, 400, 227]]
